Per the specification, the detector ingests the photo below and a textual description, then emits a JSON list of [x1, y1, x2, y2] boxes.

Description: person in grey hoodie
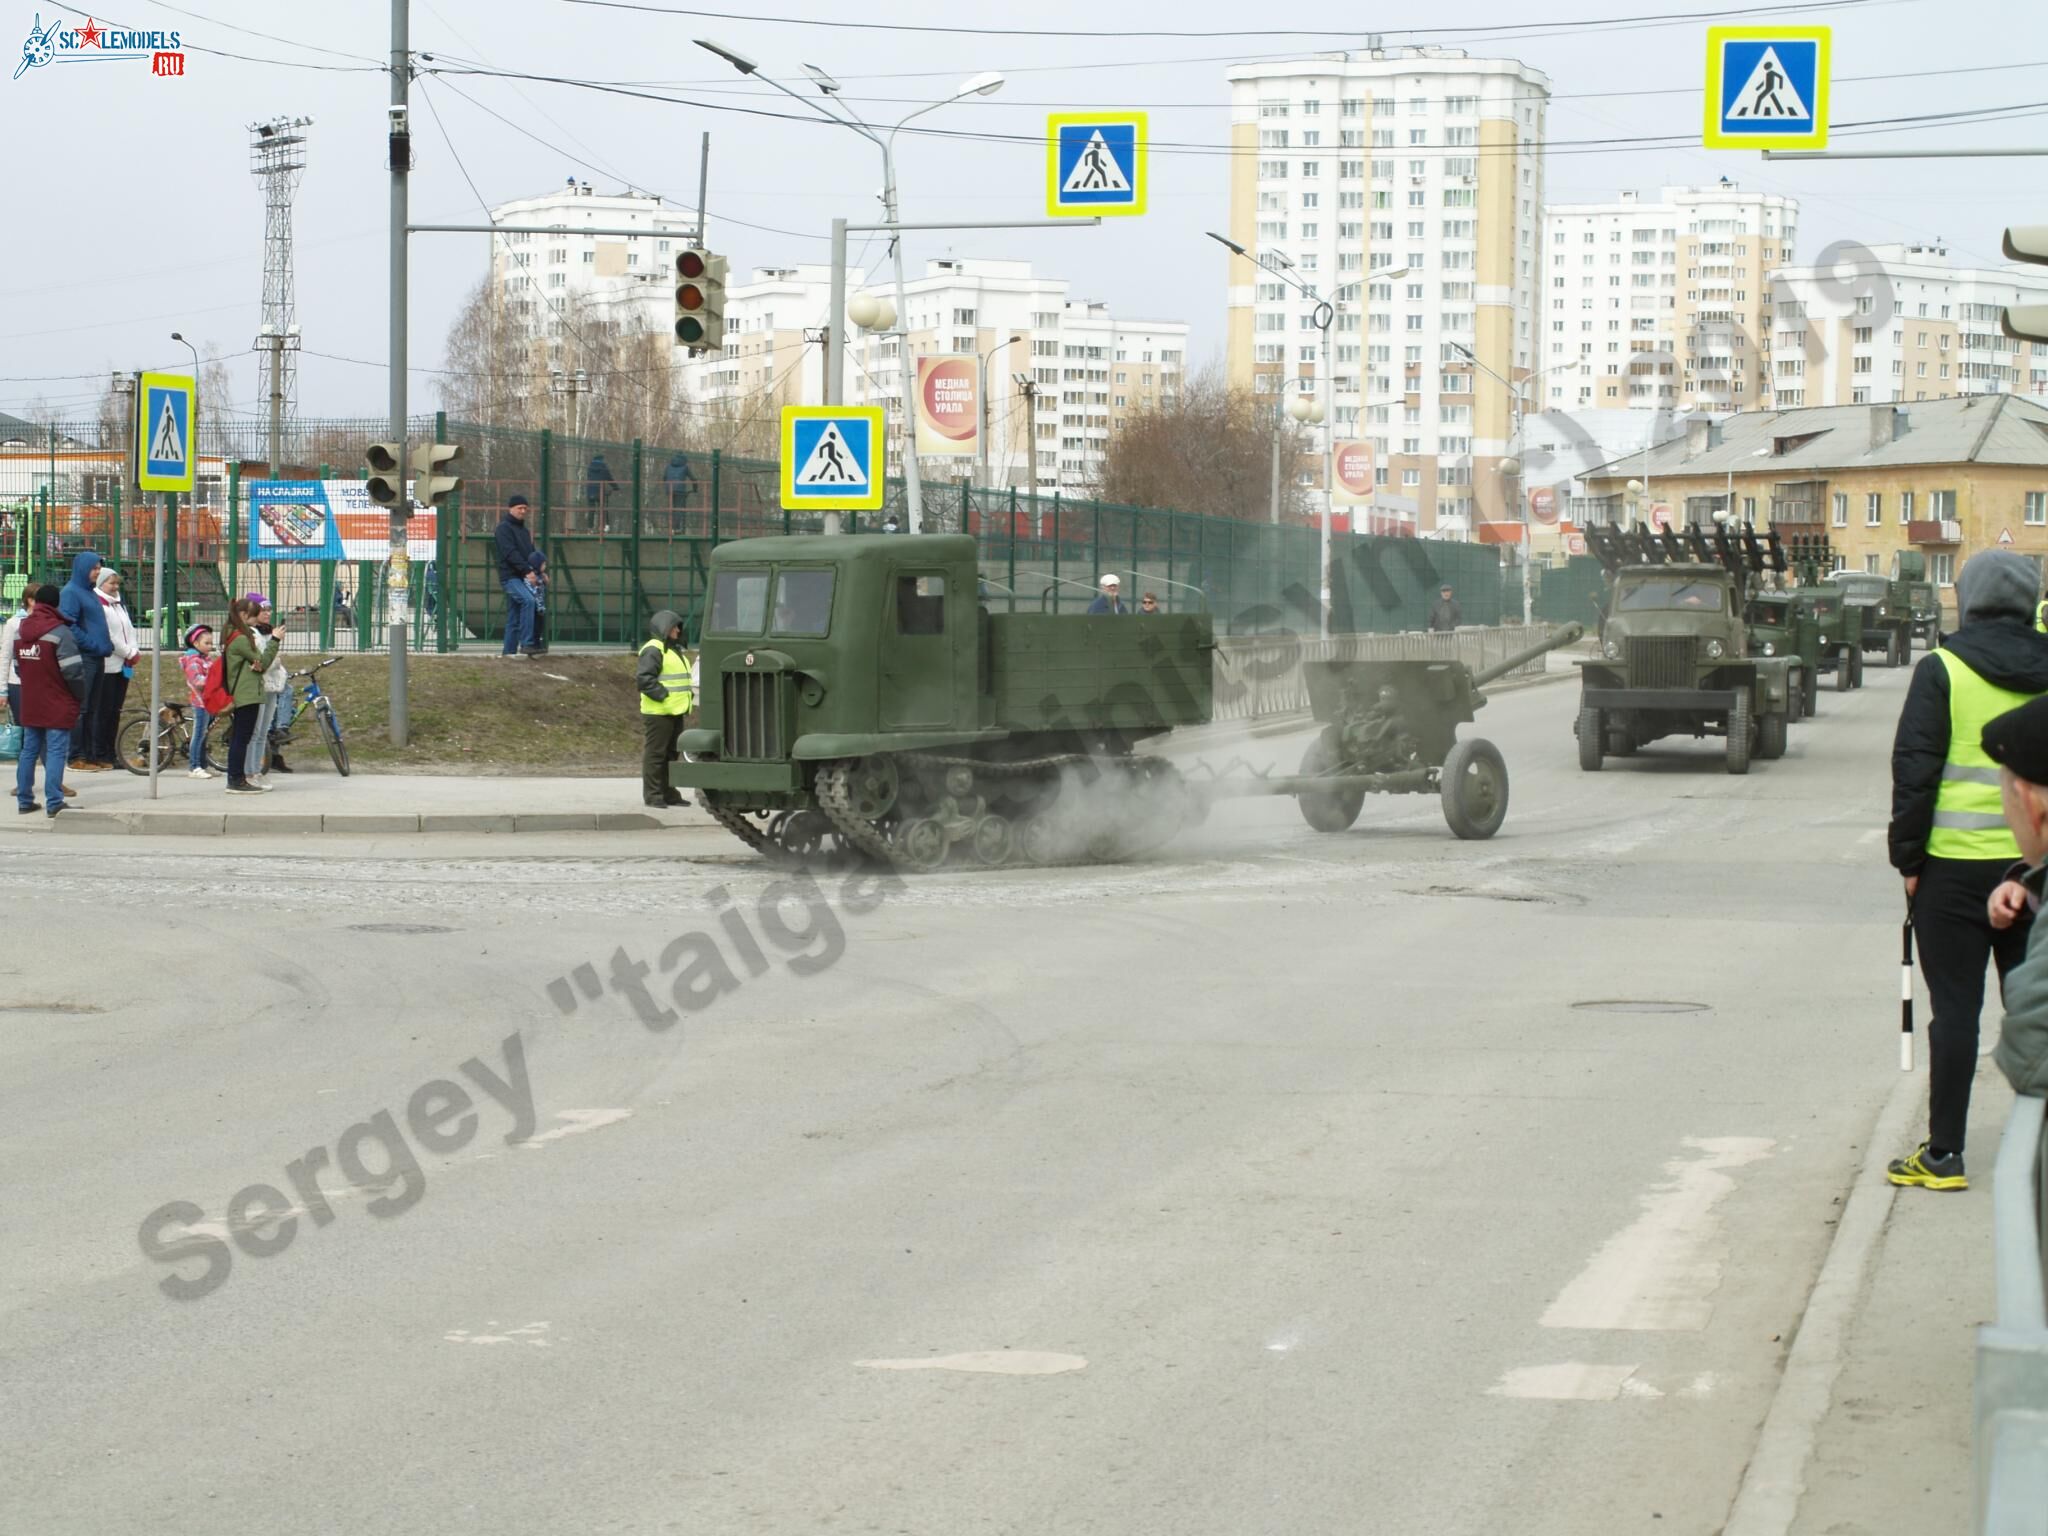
[[1887, 550, 2048, 1189], [636, 609, 694, 809]]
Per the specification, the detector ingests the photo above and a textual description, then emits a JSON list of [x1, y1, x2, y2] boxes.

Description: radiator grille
[[722, 671, 788, 760], [1627, 637, 1698, 691]]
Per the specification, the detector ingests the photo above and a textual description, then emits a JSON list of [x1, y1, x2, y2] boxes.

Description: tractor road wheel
[[1296, 735, 1365, 834], [1441, 737, 1509, 840], [1576, 705, 1604, 772], [1758, 709, 1787, 761], [1727, 693, 1752, 776]]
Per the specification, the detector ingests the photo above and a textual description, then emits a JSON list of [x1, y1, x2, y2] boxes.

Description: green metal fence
[[4, 415, 1516, 652]]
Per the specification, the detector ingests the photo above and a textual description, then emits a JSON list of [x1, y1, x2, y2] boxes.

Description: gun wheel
[[1296, 734, 1365, 833], [1441, 737, 1508, 840]]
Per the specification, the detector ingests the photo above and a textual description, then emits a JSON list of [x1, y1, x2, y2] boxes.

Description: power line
[[559, 0, 1882, 41]]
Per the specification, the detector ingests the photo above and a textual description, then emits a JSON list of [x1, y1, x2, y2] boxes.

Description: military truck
[[1781, 531, 1864, 691], [1891, 550, 1943, 648], [1825, 570, 1915, 667], [1575, 523, 1801, 774], [1743, 589, 1818, 719]]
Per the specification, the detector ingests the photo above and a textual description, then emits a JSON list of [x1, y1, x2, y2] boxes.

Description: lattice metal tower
[[249, 116, 311, 470]]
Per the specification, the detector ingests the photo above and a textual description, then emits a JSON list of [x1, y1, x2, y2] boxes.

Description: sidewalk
[[2, 766, 711, 837], [1783, 1063, 2011, 1535]]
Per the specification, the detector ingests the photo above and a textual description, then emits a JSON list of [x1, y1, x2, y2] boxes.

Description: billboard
[[1528, 486, 1560, 526], [914, 356, 980, 458], [246, 480, 436, 562], [1331, 441, 1376, 506]]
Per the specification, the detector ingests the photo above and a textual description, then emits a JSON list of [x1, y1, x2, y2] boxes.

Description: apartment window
[[1866, 492, 1882, 526], [1303, 99, 1321, 116], [1260, 129, 1290, 148], [547, 272, 565, 288], [1865, 554, 1882, 575], [1446, 126, 1477, 147], [1372, 129, 1395, 147], [1445, 95, 1478, 114], [1930, 489, 1956, 518], [2026, 491, 2048, 526], [1301, 161, 1321, 179], [1934, 553, 1954, 586], [1443, 188, 1474, 208], [549, 248, 566, 265], [1899, 490, 1915, 524], [1401, 469, 1421, 486], [1744, 496, 1757, 519], [1342, 97, 1364, 116], [1855, 295, 1874, 315], [1258, 101, 1290, 118], [1408, 129, 1427, 146], [952, 308, 977, 326], [1258, 160, 1289, 179]]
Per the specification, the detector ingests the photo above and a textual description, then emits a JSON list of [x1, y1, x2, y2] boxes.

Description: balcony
[[1907, 519, 1963, 545]]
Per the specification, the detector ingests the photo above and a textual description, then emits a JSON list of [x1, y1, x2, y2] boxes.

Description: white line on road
[[855, 1351, 1087, 1375], [1488, 1363, 1652, 1401], [1541, 1136, 1776, 1332]]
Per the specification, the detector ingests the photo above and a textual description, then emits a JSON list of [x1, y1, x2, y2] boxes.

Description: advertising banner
[[246, 480, 436, 562], [1330, 441, 1376, 506], [914, 356, 980, 458], [1528, 486, 1560, 526]]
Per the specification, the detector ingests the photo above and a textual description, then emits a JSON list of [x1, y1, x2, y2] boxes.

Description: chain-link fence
[[4, 414, 1536, 652]]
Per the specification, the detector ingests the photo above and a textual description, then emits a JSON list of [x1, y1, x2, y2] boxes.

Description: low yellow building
[[1580, 395, 2048, 621]]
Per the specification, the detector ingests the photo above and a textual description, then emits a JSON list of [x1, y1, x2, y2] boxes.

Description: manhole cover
[[1570, 1000, 1711, 1015], [348, 923, 455, 935], [0, 1002, 105, 1014]]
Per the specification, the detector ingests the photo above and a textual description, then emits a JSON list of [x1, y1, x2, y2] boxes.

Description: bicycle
[[117, 700, 226, 776], [270, 657, 350, 776]]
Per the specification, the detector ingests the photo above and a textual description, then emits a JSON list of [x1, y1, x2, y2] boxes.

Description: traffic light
[[674, 247, 727, 353], [366, 441, 404, 508], [2000, 227, 2048, 344], [409, 441, 463, 509]]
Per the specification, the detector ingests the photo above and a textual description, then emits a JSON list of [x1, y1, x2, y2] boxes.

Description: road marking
[[856, 1351, 1087, 1375], [1488, 1362, 1651, 1401], [1542, 1136, 1775, 1332], [445, 1320, 551, 1347], [1720, 1071, 1920, 1536], [520, 1108, 633, 1147]]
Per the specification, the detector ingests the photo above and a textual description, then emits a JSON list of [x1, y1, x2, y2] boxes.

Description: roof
[[1585, 394, 2048, 481], [708, 533, 975, 566]]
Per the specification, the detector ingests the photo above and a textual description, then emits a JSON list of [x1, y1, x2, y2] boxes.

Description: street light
[[1211, 231, 1408, 636], [979, 334, 1023, 491], [697, 40, 1005, 534]]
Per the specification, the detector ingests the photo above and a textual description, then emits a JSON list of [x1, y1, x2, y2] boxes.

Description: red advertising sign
[[1331, 440, 1376, 505], [914, 356, 979, 457], [1528, 486, 1559, 525]]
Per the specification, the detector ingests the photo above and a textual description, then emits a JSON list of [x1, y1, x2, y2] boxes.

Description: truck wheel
[[1852, 650, 1866, 688], [1727, 694, 1752, 775], [1835, 649, 1854, 693], [1803, 670, 1818, 718], [1759, 709, 1787, 761], [1577, 706, 1604, 772], [1296, 735, 1365, 834], [1886, 630, 1904, 668], [1441, 737, 1509, 840]]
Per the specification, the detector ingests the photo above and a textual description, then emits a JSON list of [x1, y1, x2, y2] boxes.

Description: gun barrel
[[1470, 622, 1585, 687]]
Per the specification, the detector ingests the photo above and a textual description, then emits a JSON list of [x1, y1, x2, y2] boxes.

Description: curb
[[39, 807, 680, 837], [1719, 1067, 1923, 1535]]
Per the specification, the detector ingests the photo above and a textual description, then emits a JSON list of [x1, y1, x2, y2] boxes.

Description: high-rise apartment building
[[1766, 241, 2048, 409], [1224, 47, 1549, 535], [674, 258, 1186, 493], [1542, 183, 1797, 416], [488, 180, 697, 344]]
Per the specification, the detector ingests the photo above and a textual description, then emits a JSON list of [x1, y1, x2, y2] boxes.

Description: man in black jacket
[[1888, 549, 2048, 1189], [495, 493, 541, 657], [1427, 584, 1462, 632]]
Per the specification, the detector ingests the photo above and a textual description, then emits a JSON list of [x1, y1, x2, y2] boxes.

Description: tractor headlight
[[1706, 639, 1725, 660], [1603, 639, 1621, 659], [1819, 633, 1829, 646], [1761, 641, 1775, 656]]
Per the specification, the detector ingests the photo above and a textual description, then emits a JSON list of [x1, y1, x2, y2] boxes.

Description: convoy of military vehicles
[[669, 521, 1945, 867]]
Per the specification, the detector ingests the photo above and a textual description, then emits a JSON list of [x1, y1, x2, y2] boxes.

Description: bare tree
[[1090, 366, 1316, 522]]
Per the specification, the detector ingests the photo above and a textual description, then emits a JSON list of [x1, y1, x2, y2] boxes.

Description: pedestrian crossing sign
[[1704, 27, 1829, 149], [135, 370, 195, 493], [781, 406, 883, 511], [1047, 112, 1147, 217]]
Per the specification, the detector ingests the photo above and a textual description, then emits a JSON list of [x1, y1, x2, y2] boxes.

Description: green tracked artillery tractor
[[1575, 522, 1801, 774], [674, 533, 1213, 871]]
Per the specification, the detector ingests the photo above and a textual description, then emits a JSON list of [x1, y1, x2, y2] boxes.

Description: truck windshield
[[710, 568, 769, 634], [1617, 579, 1725, 613], [771, 569, 835, 636]]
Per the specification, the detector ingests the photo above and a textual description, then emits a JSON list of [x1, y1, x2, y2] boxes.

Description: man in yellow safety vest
[[637, 608, 695, 809], [1888, 550, 2048, 1189]]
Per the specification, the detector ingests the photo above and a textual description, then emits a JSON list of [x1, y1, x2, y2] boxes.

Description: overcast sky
[[2, 0, 2040, 423]]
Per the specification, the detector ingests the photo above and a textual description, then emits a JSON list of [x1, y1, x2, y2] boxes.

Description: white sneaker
[[188, 767, 213, 779]]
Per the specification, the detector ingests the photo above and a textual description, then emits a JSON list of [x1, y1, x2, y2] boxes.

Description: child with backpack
[[180, 625, 221, 777]]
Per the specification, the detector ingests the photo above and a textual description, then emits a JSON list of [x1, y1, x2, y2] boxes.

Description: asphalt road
[[2, 659, 1918, 1535]]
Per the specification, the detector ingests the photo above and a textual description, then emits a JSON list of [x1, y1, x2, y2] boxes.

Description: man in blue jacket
[[494, 495, 541, 657], [56, 549, 111, 768]]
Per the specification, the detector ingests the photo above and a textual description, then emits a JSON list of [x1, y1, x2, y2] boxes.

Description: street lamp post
[[696, 42, 1004, 533], [978, 334, 1024, 491], [1210, 233, 1408, 636]]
